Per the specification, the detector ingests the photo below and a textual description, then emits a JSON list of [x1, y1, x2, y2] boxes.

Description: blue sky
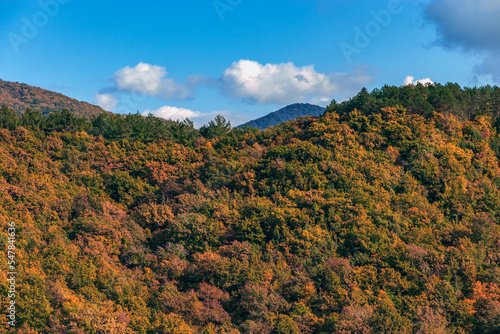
[[1, 0, 499, 127]]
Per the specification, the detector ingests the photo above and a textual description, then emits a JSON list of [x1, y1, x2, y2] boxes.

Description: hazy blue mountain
[[237, 103, 325, 130]]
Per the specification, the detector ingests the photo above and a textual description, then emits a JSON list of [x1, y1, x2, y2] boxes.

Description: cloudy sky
[[1, 0, 499, 127]]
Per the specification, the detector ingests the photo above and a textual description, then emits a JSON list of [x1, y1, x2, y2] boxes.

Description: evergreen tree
[[0, 104, 19, 130], [200, 114, 231, 139]]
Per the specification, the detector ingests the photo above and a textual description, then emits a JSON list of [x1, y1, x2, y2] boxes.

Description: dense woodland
[[1, 83, 500, 333]]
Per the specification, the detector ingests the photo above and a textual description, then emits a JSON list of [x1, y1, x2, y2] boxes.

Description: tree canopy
[[1, 83, 500, 333]]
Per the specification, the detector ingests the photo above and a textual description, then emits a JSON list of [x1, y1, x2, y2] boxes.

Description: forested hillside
[[1, 83, 500, 333], [0, 79, 107, 117]]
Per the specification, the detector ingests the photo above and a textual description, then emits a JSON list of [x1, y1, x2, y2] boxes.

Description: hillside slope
[[2, 83, 500, 333], [0, 79, 107, 117], [238, 103, 325, 129]]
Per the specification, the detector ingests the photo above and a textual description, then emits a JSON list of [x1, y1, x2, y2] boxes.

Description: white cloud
[[115, 63, 165, 95], [403, 76, 414, 86], [142, 106, 201, 121], [404, 76, 434, 86], [221, 60, 373, 104], [142, 106, 251, 128], [190, 110, 251, 128], [114, 62, 194, 100], [93, 93, 118, 111], [425, 0, 500, 81], [102, 60, 372, 108], [310, 96, 332, 106]]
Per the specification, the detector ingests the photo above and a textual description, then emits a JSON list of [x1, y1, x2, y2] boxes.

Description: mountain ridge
[[237, 103, 325, 129], [0, 79, 107, 117]]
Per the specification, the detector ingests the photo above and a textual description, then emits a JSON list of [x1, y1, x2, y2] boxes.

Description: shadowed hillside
[[238, 103, 325, 129]]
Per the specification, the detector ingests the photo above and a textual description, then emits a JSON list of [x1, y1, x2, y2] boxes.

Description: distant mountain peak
[[0, 79, 107, 117], [237, 103, 325, 130]]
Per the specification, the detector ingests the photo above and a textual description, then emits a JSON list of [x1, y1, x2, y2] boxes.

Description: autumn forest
[[2, 83, 500, 333]]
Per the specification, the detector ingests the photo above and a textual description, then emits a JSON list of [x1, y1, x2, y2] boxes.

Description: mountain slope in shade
[[237, 103, 325, 129], [0, 79, 107, 117]]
